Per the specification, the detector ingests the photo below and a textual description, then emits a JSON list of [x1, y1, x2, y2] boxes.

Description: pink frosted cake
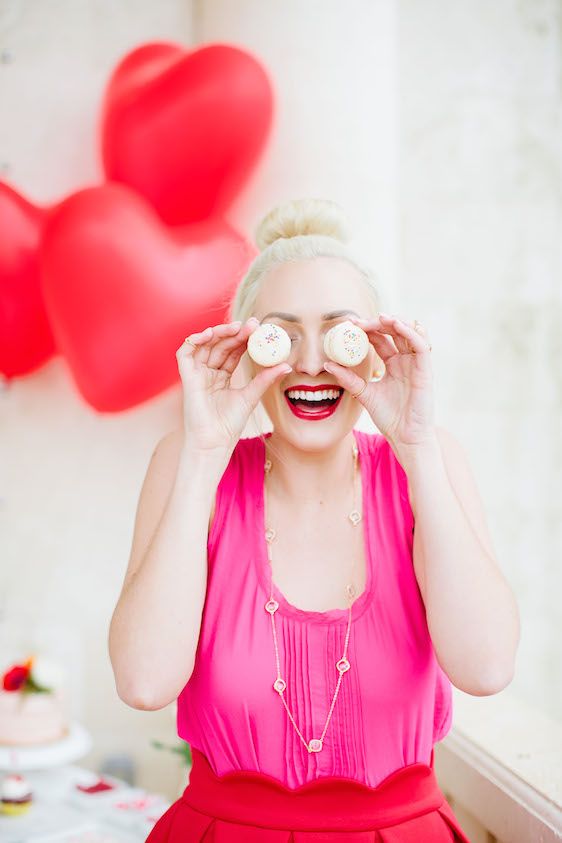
[[0, 655, 69, 746]]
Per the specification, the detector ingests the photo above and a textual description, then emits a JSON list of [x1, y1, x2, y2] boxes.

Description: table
[[0, 724, 172, 842]]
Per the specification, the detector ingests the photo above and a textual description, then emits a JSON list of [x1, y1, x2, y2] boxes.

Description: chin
[[264, 397, 361, 451]]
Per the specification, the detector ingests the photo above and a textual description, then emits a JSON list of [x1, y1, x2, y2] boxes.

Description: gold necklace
[[263, 438, 362, 754]]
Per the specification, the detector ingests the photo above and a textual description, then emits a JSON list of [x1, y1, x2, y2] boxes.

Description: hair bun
[[255, 198, 351, 251]]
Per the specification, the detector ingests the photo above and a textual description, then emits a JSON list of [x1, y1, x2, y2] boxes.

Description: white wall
[[397, 0, 561, 722], [192, 0, 399, 293], [0, 0, 195, 800], [1, 0, 560, 800]]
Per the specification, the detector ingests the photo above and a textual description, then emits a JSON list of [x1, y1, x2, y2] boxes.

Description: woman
[[109, 199, 519, 841]]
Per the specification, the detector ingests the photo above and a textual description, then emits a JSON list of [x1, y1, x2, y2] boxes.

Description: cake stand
[[0, 724, 173, 841], [0, 720, 92, 771]]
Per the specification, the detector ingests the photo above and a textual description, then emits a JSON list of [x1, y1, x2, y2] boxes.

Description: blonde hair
[[228, 198, 380, 323], [223, 198, 382, 449]]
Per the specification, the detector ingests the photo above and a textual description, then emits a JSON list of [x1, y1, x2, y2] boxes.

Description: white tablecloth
[[0, 763, 171, 843]]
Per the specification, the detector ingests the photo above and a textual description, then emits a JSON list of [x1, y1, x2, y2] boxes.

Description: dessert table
[[0, 723, 172, 842]]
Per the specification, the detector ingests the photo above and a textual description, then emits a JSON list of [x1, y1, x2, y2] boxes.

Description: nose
[[290, 331, 328, 378]]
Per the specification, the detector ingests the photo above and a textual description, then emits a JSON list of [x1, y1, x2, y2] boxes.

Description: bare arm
[[398, 426, 520, 697], [108, 315, 293, 711], [108, 429, 226, 710]]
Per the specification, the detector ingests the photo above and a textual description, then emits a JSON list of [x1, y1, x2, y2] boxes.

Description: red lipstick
[[283, 383, 344, 421]]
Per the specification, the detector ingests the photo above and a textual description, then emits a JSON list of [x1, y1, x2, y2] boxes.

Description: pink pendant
[[336, 657, 351, 674], [265, 599, 279, 614], [273, 678, 286, 693], [308, 738, 323, 752]]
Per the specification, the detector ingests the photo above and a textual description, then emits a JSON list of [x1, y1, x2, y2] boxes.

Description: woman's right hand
[[176, 317, 292, 457]]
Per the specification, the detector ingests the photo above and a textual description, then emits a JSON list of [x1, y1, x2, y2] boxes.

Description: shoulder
[[433, 424, 468, 461], [362, 424, 479, 483], [353, 427, 385, 455], [149, 428, 218, 530], [356, 429, 402, 475], [432, 425, 480, 483], [433, 425, 498, 560], [144, 428, 187, 505], [153, 427, 185, 460], [141, 428, 187, 491], [121, 428, 187, 593]]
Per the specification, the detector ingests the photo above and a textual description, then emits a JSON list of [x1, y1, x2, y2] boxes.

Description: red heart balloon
[[0, 181, 55, 378], [41, 182, 257, 412], [101, 42, 274, 225]]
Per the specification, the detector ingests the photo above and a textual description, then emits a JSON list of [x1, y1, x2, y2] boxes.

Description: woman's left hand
[[324, 313, 438, 451]]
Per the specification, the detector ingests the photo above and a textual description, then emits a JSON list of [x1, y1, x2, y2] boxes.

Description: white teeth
[[286, 388, 342, 401]]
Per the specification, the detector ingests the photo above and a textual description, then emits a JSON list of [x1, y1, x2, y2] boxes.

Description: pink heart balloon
[[0, 181, 55, 378], [101, 42, 274, 225], [41, 182, 257, 412]]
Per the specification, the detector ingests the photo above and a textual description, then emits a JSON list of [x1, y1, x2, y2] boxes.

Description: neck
[[264, 430, 357, 504]]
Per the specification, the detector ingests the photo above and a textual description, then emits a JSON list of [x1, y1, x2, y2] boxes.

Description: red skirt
[[145, 747, 471, 841]]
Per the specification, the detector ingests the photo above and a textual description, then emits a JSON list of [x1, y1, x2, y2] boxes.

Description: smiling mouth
[[284, 387, 344, 410]]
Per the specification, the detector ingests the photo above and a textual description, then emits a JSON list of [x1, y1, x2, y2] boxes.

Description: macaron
[[324, 320, 369, 367], [247, 322, 292, 367]]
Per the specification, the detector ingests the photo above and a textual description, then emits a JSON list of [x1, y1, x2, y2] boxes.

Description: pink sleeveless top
[[176, 428, 452, 789]]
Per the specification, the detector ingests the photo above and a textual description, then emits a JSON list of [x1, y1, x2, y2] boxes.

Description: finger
[[375, 314, 413, 353], [220, 315, 270, 373], [222, 335, 256, 374], [177, 326, 213, 361], [206, 318, 256, 369], [239, 362, 293, 412], [386, 315, 432, 355], [189, 321, 241, 366], [352, 314, 423, 355], [322, 359, 372, 402], [347, 316, 399, 363], [222, 345, 247, 375], [411, 319, 432, 348], [202, 320, 242, 368], [179, 320, 246, 368]]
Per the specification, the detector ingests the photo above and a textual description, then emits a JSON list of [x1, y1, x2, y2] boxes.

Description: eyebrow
[[259, 309, 360, 324]]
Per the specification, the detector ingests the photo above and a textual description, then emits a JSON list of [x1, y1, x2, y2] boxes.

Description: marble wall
[[397, 0, 561, 721]]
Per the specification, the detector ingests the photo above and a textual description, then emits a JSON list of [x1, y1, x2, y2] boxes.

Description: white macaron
[[247, 322, 292, 367], [324, 320, 369, 367]]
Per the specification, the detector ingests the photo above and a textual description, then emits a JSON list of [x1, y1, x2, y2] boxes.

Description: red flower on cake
[[1, 655, 63, 694], [2, 664, 30, 691]]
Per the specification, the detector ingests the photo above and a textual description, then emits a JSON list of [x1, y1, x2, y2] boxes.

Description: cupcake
[[0, 773, 33, 815]]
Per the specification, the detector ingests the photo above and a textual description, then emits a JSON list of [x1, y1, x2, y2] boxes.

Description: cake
[[0, 654, 69, 746], [0, 773, 33, 815]]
